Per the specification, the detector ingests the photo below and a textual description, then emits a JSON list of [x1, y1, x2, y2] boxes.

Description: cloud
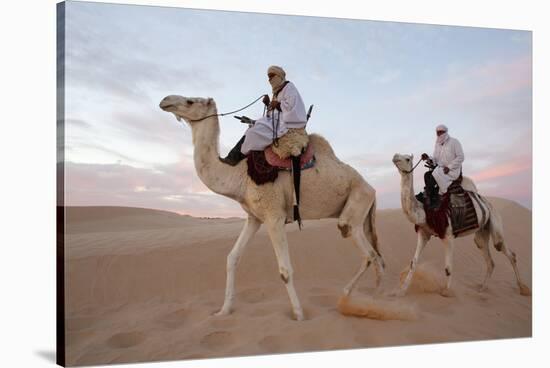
[[64, 161, 245, 218], [399, 56, 532, 124], [470, 157, 531, 183], [64, 5, 224, 108]]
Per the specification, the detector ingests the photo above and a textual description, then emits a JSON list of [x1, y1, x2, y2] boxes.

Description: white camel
[[159, 95, 385, 320], [391, 153, 530, 297]]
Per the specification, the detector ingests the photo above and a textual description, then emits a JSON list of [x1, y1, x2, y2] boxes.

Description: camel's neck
[[191, 117, 246, 202], [400, 172, 425, 224]]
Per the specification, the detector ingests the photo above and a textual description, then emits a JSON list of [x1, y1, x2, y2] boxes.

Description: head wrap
[[435, 124, 450, 145], [267, 65, 287, 94], [436, 124, 448, 133]]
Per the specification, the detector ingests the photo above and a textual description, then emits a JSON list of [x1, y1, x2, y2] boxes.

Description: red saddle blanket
[[415, 180, 479, 238], [246, 144, 315, 186], [264, 143, 315, 169]]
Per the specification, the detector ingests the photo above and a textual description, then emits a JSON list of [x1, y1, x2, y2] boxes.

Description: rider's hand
[[421, 153, 429, 161], [262, 94, 270, 106], [270, 100, 281, 110], [443, 166, 450, 174]]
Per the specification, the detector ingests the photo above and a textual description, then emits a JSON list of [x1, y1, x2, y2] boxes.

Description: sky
[[61, 1, 532, 217]]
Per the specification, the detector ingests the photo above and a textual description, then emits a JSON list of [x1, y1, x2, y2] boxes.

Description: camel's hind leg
[[338, 185, 383, 296], [474, 227, 494, 292], [489, 213, 531, 296], [342, 228, 375, 296], [215, 216, 261, 316], [265, 216, 305, 320], [363, 199, 385, 288]]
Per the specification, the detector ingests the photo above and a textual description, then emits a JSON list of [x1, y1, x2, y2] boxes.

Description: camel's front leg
[[441, 236, 455, 297], [215, 215, 261, 316], [394, 230, 428, 296], [265, 217, 304, 321]]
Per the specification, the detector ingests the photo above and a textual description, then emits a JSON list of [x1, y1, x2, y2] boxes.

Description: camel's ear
[[207, 98, 213, 105]]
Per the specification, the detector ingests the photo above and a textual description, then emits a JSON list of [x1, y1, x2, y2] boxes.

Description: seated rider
[[418, 124, 465, 208], [220, 65, 308, 165]]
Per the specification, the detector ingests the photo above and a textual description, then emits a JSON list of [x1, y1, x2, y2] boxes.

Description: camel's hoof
[[519, 284, 532, 296], [388, 289, 406, 298], [440, 288, 455, 298], [293, 310, 305, 321], [213, 309, 232, 317]]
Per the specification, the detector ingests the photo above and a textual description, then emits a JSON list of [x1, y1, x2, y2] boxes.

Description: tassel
[[294, 205, 302, 230]]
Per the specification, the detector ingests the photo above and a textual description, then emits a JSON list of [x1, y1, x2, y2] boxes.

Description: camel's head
[[159, 95, 217, 125], [392, 153, 414, 174]]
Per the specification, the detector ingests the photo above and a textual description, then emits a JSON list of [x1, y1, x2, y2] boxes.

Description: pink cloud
[[63, 161, 246, 218], [399, 56, 531, 114], [470, 158, 531, 183]]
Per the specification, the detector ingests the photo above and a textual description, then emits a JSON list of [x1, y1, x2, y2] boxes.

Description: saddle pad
[[415, 179, 477, 238], [264, 143, 315, 169], [420, 195, 450, 239], [448, 185, 479, 236], [246, 150, 279, 185]]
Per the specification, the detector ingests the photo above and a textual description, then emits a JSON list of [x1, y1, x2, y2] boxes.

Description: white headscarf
[[436, 124, 449, 145], [267, 65, 286, 94]]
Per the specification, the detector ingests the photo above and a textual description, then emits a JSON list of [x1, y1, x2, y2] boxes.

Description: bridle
[[400, 157, 423, 174], [189, 94, 267, 123]]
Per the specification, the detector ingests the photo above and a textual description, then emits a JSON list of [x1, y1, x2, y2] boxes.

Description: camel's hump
[[309, 133, 337, 158]]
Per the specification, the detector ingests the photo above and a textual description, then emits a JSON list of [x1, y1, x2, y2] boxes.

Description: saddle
[[416, 176, 479, 238], [246, 128, 316, 229], [246, 128, 315, 184]]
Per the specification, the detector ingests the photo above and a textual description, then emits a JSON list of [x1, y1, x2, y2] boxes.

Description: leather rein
[[189, 94, 267, 123], [401, 157, 424, 174]]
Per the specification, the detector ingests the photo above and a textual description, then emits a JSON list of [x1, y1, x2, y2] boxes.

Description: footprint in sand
[[239, 288, 266, 304], [156, 308, 189, 328], [210, 317, 237, 329], [106, 331, 146, 349], [200, 331, 234, 350]]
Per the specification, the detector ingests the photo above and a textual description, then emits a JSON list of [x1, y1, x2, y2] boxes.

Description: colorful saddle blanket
[[246, 144, 316, 186], [416, 179, 479, 238], [265, 143, 315, 170]]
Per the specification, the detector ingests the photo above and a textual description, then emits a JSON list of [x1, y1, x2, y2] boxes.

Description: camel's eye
[[186, 100, 194, 106], [406, 158, 410, 162]]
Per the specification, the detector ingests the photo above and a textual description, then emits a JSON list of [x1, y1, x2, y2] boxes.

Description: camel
[[391, 153, 531, 297], [159, 95, 385, 320]]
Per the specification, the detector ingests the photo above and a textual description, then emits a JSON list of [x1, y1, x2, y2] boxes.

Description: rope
[[401, 157, 423, 174], [189, 94, 267, 122]]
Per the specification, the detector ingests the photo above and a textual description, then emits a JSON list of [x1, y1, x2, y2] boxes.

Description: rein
[[189, 94, 267, 122], [401, 157, 423, 174]]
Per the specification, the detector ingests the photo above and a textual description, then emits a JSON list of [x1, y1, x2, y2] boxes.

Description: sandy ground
[[63, 198, 531, 366]]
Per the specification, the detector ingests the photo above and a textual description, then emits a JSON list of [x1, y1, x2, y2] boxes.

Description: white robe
[[241, 81, 307, 154], [430, 136, 464, 194]]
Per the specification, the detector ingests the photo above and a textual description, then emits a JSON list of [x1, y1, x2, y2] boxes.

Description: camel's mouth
[[159, 98, 185, 122], [160, 102, 175, 110]]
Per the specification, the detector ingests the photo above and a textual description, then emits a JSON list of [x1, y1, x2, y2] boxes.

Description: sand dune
[[64, 198, 531, 366]]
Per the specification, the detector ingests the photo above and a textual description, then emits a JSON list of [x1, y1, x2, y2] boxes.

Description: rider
[[220, 65, 308, 165], [419, 124, 465, 207]]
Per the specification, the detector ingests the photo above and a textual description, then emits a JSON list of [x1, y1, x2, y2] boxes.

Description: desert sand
[[64, 198, 531, 366]]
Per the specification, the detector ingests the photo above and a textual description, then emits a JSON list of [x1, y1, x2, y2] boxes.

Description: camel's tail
[[364, 198, 381, 257]]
